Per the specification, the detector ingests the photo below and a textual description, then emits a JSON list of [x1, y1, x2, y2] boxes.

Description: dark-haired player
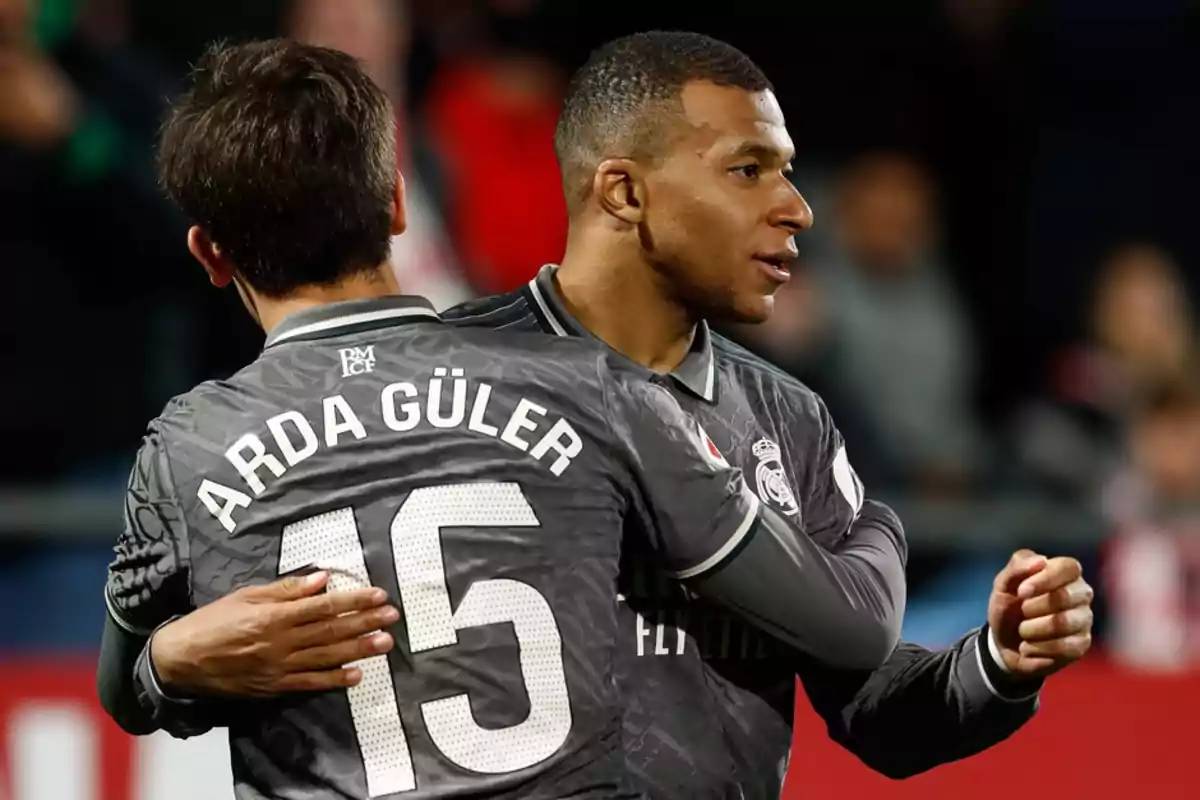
[[104, 31, 1093, 799], [441, 31, 1093, 794], [96, 38, 909, 799]]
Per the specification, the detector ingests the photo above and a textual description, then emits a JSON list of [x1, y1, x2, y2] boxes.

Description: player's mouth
[[752, 251, 797, 283]]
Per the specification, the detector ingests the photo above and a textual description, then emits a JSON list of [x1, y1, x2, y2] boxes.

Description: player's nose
[[771, 183, 813, 234]]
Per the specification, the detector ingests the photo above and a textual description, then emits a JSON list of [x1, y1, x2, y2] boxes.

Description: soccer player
[[104, 32, 1093, 799], [442, 33, 1093, 793], [97, 39, 909, 799]]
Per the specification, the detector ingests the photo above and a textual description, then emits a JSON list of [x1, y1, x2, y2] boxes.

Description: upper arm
[[789, 389, 872, 550], [105, 424, 193, 636], [604, 372, 759, 580]]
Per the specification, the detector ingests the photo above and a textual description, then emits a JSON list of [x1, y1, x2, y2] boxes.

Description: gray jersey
[[441, 266, 1042, 799], [105, 297, 760, 800]]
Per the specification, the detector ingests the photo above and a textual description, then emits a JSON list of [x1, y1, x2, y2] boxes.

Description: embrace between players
[[96, 32, 1094, 800]]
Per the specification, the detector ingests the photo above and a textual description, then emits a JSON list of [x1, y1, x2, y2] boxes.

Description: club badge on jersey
[[751, 438, 800, 517]]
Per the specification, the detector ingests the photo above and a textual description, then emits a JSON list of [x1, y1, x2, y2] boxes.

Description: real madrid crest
[[751, 438, 799, 517]]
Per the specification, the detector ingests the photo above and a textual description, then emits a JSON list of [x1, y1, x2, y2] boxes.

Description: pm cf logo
[[338, 345, 376, 377]]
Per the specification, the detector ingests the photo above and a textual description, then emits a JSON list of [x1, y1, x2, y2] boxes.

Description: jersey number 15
[[279, 482, 572, 797]]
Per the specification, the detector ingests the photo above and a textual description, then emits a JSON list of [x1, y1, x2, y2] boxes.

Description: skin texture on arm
[[99, 571, 399, 738]]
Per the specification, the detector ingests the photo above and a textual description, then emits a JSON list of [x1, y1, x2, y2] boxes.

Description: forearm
[[798, 627, 1041, 779], [691, 500, 906, 670], [96, 612, 222, 739], [97, 612, 159, 735]]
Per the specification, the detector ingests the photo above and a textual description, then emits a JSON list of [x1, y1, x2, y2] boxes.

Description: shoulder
[[711, 332, 827, 424], [442, 289, 537, 330], [443, 295, 611, 369], [439, 318, 610, 369], [144, 371, 268, 478], [150, 378, 236, 440]]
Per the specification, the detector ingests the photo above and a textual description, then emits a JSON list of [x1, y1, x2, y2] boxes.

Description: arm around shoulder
[[98, 423, 207, 737]]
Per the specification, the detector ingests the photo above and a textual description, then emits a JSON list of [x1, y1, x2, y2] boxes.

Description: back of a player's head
[[158, 39, 397, 297], [554, 31, 772, 216]]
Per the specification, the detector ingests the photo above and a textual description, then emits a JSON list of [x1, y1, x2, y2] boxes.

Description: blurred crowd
[[2, 0, 1200, 667]]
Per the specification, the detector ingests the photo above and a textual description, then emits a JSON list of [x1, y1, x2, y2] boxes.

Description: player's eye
[[731, 163, 760, 180]]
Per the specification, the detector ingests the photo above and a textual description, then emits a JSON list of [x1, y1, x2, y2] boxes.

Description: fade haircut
[[554, 31, 772, 215], [158, 39, 397, 297]]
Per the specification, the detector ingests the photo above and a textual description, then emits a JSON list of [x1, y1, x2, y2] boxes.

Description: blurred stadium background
[[1, 0, 1197, 797]]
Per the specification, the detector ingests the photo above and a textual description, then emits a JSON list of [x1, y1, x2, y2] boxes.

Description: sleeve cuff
[[666, 487, 761, 580], [987, 625, 1014, 674], [132, 618, 237, 739], [959, 625, 1043, 705], [104, 586, 155, 638], [135, 617, 200, 710]]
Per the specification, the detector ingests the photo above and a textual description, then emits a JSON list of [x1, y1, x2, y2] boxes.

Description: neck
[[556, 228, 698, 374], [255, 265, 401, 334]]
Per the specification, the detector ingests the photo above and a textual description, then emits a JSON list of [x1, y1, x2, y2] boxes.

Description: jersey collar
[[264, 295, 440, 349], [525, 264, 717, 403]]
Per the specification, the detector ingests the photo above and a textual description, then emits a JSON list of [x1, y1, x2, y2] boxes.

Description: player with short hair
[[102, 31, 1092, 799], [463, 31, 1085, 794], [97, 38, 910, 799]]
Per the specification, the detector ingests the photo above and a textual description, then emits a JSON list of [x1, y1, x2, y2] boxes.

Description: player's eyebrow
[[726, 141, 794, 166]]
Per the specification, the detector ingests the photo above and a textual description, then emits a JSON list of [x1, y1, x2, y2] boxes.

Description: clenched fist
[[988, 549, 1094, 678]]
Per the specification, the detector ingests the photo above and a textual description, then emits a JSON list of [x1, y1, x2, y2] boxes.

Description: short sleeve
[[604, 372, 760, 580], [105, 424, 193, 636], [798, 394, 866, 549]]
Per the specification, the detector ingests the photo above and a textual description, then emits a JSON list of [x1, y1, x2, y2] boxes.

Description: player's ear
[[186, 226, 234, 288], [594, 158, 646, 225], [389, 170, 408, 236]]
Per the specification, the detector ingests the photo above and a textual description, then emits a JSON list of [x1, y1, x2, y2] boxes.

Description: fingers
[[998, 553, 1094, 677], [1019, 578, 1094, 618], [995, 549, 1048, 594], [241, 572, 329, 600], [280, 586, 391, 626], [289, 605, 400, 650], [1017, 605, 1093, 642], [1019, 632, 1092, 662], [274, 667, 365, 694], [285, 632, 395, 672], [1017, 556, 1083, 600]]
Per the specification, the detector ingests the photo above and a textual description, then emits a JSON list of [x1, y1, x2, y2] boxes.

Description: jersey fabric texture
[[105, 296, 760, 800], [109, 268, 1043, 799], [440, 265, 1042, 799]]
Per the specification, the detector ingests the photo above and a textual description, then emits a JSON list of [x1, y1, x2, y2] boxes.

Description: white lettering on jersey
[[528, 419, 583, 477], [339, 345, 376, 377], [198, 370, 583, 531], [501, 399, 545, 451], [751, 438, 799, 517], [468, 383, 500, 437], [323, 395, 368, 447], [225, 433, 286, 495], [198, 478, 252, 532], [381, 382, 420, 431], [428, 367, 467, 428], [267, 410, 319, 466]]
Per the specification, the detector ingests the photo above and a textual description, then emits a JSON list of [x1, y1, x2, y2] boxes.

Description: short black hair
[[158, 39, 397, 297], [554, 31, 772, 215]]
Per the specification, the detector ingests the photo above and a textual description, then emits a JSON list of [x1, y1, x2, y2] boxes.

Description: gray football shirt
[[441, 266, 1041, 798], [105, 297, 761, 800]]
